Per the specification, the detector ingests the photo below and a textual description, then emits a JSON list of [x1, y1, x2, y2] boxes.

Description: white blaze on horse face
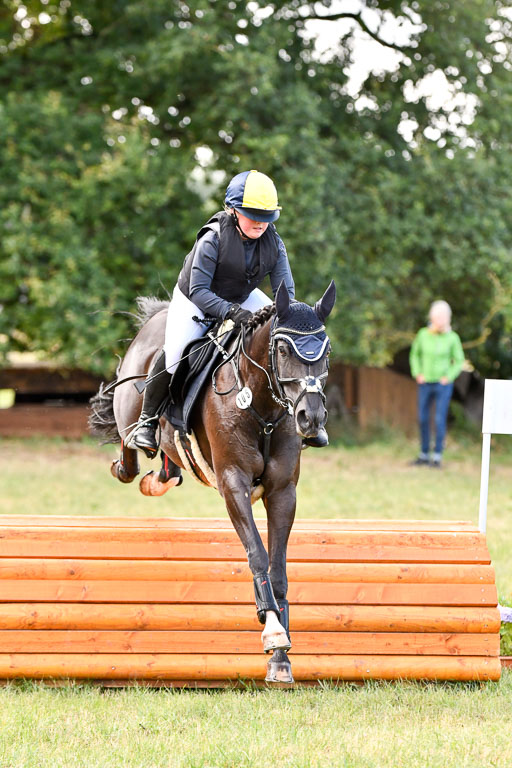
[[261, 609, 289, 652]]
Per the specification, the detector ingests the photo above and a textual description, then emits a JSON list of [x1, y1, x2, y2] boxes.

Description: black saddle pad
[[166, 322, 238, 434]]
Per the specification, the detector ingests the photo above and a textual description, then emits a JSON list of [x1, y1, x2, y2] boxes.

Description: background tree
[[1, 1, 511, 375]]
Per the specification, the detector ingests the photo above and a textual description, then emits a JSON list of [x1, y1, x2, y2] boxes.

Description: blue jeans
[[417, 382, 454, 456]]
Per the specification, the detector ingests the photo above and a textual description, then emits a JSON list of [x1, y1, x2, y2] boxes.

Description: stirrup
[[126, 417, 160, 457]]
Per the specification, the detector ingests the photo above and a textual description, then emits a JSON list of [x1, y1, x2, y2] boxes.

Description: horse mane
[[134, 296, 170, 328], [245, 303, 275, 331]]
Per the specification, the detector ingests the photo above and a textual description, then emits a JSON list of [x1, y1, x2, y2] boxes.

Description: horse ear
[[275, 280, 290, 320], [314, 280, 336, 323]]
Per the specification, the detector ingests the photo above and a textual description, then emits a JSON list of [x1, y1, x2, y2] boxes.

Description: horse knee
[[250, 552, 270, 576], [269, 575, 287, 601]]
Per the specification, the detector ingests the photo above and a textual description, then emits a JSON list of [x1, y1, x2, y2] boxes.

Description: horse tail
[[88, 380, 120, 444], [89, 296, 169, 444]]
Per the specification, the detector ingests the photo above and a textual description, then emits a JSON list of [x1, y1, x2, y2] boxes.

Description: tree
[[1, 1, 511, 375]]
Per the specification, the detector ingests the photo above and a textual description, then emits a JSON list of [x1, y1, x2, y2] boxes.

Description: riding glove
[[226, 304, 253, 327]]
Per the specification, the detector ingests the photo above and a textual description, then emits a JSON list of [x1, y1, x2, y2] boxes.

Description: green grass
[[0, 434, 511, 767], [0, 677, 510, 767]]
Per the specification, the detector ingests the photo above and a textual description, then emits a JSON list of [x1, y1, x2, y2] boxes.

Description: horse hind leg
[[111, 441, 140, 484], [139, 450, 183, 497]]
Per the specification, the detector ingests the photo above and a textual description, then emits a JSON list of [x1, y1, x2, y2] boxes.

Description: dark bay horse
[[90, 281, 336, 683]]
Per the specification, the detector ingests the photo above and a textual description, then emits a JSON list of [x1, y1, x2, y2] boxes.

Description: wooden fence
[[328, 363, 418, 435], [0, 516, 501, 684]]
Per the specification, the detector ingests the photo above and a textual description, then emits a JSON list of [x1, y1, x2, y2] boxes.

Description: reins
[[211, 325, 291, 471], [101, 325, 235, 396]]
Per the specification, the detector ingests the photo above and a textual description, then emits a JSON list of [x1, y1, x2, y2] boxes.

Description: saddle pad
[[166, 326, 238, 434]]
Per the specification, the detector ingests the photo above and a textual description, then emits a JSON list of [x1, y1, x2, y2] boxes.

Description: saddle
[[165, 320, 238, 434]]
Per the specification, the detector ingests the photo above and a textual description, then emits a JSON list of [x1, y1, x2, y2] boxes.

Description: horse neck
[[240, 319, 274, 406]]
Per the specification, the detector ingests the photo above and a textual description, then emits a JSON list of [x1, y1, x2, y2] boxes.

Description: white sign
[[481, 379, 512, 435]]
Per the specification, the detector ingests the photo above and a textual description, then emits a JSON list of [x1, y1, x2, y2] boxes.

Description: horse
[[89, 281, 336, 683]]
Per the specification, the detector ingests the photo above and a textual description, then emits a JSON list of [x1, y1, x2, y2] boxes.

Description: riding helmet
[[224, 170, 281, 223]]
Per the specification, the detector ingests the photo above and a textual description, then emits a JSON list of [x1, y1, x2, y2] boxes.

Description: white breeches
[[164, 285, 272, 373]]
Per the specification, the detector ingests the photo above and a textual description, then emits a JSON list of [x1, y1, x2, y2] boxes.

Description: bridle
[[268, 317, 330, 415], [212, 314, 330, 469]]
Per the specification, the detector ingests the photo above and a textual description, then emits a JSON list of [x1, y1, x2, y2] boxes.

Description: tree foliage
[[1, 1, 511, 375]]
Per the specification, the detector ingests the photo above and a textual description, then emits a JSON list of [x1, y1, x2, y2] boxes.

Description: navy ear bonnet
[[272, 301, 330, 363]]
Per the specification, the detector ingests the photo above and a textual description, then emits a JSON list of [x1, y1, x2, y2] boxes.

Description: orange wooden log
[[0, 526, 486, 549], [0, 516, 480, 531], [0, 559, 495, 584], [0, 539, 490, 564], [0, 653, 501, 681], [0, 604, 501, 633], [0, 630, 499, 656], [0, 580, 497, 606]]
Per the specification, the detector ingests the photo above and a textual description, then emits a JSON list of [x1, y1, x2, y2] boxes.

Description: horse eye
[[279, 345, 287, 356]]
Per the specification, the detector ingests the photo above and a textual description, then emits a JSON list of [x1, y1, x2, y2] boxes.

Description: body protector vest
[[177, 211, 280, 305]]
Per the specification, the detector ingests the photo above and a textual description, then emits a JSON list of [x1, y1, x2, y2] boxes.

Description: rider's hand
[[226, 304, 253, 327]]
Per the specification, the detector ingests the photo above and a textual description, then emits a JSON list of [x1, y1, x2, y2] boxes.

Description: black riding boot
[[303, 426, 329, 448], [131, 350, 171, 458]]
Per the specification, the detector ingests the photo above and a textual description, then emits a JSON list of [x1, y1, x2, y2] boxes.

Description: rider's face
[[235, 211, 269, 239]]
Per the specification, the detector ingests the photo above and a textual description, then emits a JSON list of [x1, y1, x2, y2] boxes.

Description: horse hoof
[[110, 460, 135, 484], [262, 632, 292, 654], [265, 659, 294, 684], [139, 471, 181, 497]]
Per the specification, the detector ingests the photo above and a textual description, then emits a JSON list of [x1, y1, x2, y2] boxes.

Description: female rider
[[129, 169, 329, 455]]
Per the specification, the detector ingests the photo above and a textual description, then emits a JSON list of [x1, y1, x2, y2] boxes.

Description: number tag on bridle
[[236, 387, 253, 410]]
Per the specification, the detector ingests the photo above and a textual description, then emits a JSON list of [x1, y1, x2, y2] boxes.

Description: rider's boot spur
[[130, 350, 171, 458]]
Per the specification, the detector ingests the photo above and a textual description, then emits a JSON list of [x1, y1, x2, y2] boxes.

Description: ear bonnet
[[272, 302, 330, 362]]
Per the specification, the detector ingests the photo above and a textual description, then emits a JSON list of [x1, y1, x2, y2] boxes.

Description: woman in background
[[409, 300, 464, 468]]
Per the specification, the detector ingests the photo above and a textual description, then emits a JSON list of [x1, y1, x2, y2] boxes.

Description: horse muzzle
[[295, 399, 327, 439]]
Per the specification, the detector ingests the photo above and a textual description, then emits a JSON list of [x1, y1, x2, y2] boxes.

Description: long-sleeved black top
[[188, 229, 295, 318]]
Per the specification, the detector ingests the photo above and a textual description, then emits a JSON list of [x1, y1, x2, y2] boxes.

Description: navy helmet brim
[[234, 206, 280, 223]]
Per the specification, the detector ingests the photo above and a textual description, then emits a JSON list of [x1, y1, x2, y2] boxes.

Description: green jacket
[[409, 327, 464, 383]]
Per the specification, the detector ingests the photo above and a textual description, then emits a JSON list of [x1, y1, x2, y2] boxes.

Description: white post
[[478, 432, 491, 534]]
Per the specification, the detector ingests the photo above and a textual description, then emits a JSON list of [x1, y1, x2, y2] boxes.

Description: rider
[[129, 169, 329, 456]]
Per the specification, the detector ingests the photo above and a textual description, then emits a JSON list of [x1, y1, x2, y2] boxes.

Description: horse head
[[272, 280, 336, 440]]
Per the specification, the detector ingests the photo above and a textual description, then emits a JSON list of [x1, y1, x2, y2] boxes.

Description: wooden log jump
[[0, 516, 501, 684]]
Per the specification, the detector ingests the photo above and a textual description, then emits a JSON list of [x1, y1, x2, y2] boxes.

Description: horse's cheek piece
[[253, 572, 280, 624]]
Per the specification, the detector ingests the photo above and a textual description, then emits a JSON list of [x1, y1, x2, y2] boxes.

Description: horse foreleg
[[266, 602, 294, 684], [110, 441, 140, 484], [260, 602, 291, 654], [220, 470, 290, 654], [264, 482, 297, 683], [139, 450, 183, 496]]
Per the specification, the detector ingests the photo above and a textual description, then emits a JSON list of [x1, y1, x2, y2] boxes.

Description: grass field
[[0, 433, 511, 767], [0, 677, 510, 768]]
